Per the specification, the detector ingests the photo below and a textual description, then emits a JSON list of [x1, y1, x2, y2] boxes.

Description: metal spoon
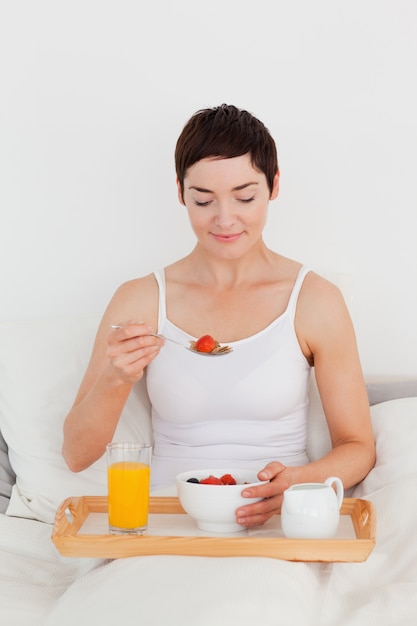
[[110, 326, 233, 356]]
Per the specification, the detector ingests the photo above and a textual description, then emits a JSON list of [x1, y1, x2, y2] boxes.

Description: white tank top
[[146, 267, 312, 488]]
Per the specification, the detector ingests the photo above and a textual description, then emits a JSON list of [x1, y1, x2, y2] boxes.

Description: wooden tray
[[51, 496, 376, 562]]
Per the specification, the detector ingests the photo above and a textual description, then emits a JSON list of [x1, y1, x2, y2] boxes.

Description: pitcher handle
[[324, 476, 344, 509]]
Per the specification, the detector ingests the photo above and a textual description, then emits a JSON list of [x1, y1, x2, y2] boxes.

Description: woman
[[63, 104, 375, 528]]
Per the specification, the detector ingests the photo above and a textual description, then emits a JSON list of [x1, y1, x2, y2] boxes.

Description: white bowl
[[176, 468, 268, 533]]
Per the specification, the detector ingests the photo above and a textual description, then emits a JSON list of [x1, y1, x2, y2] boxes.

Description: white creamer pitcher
[[281, 476, 344, 539]]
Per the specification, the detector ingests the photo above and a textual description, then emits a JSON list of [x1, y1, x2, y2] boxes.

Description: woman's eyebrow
[[233, 182, 258, 191], [188, 186, 213, 193], [188, 182, 258, 193]]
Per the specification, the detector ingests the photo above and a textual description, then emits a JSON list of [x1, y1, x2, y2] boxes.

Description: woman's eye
[[239, 196, 255, 204], [193, 196, 254, 207]]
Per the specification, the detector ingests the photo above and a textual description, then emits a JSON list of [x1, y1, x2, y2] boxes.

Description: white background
[[1, 0, 416, 376]]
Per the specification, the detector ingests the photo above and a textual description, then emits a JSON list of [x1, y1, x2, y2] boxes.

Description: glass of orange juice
[[106, 442, 152, 534]]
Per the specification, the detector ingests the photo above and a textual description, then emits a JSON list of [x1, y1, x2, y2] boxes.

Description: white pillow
[[353, 397, 417, 496], [0, 317, 152, 523], [307, 381, 417, 496], [306, 373, 332, 462]]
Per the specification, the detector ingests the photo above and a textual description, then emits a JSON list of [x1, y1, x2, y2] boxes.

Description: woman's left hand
[[235, 461, 292, 528]]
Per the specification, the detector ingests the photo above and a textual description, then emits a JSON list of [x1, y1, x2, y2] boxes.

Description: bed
[[1, 316, 416, 625]]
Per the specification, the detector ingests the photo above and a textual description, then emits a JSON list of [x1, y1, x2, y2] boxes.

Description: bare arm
[[237, 274, 376, 527], [62, 276, 163, 472]]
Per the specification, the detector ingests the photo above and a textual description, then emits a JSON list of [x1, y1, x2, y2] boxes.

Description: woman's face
[[178, 154, 279, 259]]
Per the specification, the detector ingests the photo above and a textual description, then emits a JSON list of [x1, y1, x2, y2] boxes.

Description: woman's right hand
[[106, 321, 164, 385], [63, 277, 161, 472]]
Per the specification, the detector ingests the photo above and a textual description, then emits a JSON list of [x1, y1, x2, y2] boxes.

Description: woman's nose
[[214, 202, 237, 228]]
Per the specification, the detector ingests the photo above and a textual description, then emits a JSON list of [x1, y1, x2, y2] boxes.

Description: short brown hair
[[175, 104, 278, 200]]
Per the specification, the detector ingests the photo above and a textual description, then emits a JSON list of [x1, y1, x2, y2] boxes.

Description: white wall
[[1, 0, 416, 377]]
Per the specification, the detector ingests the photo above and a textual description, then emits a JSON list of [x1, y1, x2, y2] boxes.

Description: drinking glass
[[106, 442, 152, 534]]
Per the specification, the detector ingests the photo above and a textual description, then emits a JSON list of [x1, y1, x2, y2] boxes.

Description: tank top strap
[[153, 269, 167, 330], [286, 266, 312, 321]]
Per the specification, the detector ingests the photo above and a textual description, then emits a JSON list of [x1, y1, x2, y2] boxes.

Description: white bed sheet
[[0, 514, 103, 626], [2, 474, 417, 626]]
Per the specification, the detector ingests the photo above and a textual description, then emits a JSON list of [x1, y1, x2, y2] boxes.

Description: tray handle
[[52, 496, 88, 538], [352, 499, 376, 540]]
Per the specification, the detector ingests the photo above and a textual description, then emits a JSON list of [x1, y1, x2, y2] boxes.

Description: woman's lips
[[211, 232, 243, 243]]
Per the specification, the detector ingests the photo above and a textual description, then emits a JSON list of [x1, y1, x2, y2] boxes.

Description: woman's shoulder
[[114, 273, 157, 297], [301, 270, 346, 304], [104, 273, 160, 330], [296, 271, 353, 347]]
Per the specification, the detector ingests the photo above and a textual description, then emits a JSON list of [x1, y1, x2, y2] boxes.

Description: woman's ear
[[176, 177, 185, 205], [270, 170, 280, 200]]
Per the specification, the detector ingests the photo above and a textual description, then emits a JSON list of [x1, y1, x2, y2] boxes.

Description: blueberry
[[187, 477, 200, 483]]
